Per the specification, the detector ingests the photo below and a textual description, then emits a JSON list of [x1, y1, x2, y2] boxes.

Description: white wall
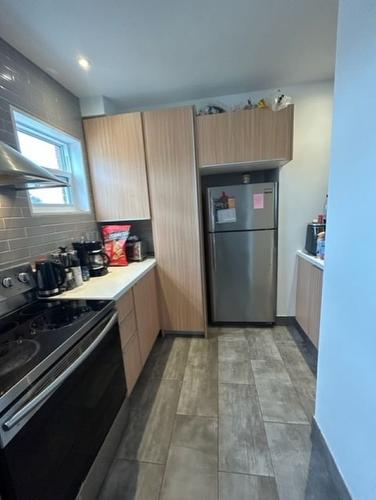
[[89, 81, 333, 316], [315, 1, 376, 499], [271, 82, 333, 315]]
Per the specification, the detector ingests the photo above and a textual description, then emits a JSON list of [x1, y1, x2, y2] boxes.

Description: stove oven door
[[0, 310, 126, 500]]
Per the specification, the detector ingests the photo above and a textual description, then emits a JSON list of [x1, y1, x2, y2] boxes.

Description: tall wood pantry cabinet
[[142, 106, 206, 334]]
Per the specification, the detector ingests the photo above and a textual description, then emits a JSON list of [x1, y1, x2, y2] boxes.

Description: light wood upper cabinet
[[195, 105, 293, 168], [296, 255, 323, 349], [83, 113, 150, 221], [133, 268, 160, 364], [143, 106, 206, 334]]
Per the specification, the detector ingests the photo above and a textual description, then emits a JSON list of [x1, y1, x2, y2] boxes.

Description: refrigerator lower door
[[208, 230, 276, 323]]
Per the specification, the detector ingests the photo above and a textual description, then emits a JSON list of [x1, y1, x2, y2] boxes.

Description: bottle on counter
[[81, 266, 91, 282], [316, 231, 325, 260], [323, 194, 328, 224], [69, 252, 83, 287]]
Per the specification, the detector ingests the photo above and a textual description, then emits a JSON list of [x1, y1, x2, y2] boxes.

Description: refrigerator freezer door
[[207, 183, 277, 232], [208, 230, 276, 322]]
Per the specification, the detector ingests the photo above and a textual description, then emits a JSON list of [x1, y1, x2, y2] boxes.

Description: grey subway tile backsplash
[[0, 241, 9, 253], [0, 37, 97, 269]]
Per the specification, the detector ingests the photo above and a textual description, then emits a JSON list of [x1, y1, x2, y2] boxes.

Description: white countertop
[[50, 258, 157, 301], [297, 250, 324, 270]]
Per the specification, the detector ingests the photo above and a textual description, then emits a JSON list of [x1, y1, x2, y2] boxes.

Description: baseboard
[[163, 330, 205, 338], [290, 317, 318, 351], [275, 316, 294, 326], [77, 398, 130, 500], [312, 418, 352, 500]]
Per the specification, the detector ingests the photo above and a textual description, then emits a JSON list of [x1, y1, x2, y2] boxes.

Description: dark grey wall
[[0, 37, 97, 269]]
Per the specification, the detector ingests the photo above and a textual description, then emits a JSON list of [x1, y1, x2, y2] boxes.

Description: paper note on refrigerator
[[217, 208, 237, 223], [253, 193, 264, 209]]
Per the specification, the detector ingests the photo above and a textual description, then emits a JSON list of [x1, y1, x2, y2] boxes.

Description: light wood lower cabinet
[[296, 257, 312, 335], [115, 268, 160, 394], [119, 309, 137, 349], [296, 256, 323, 348], [133, 268, 160, 364], [122, 333, 142, 395], [308, 266, 323, 348]]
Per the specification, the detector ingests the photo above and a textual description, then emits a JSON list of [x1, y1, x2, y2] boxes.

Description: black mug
[[35, 260, 66, 297]]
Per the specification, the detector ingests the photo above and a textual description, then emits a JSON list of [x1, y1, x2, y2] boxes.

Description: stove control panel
[[2, 277, 13, 288], [17, 272, 30, 284], [0, 264, 35, 301]]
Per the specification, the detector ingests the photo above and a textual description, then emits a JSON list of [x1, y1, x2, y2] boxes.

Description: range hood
[[0, 141, 68, 190]]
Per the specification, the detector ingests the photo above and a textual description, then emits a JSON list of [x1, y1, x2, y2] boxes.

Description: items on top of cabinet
[[196, 90, 293, 115], [270, 90, 292, 111], [197, 104, 225, 115]]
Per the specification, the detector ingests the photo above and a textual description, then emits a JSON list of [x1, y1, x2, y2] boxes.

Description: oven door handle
[[3, 311, 118, 432]]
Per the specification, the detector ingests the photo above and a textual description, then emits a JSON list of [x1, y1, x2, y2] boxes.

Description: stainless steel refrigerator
[[206, 182, 277, 323]]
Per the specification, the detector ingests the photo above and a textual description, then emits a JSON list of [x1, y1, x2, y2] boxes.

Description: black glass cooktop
[[0, 299, 111, 401]]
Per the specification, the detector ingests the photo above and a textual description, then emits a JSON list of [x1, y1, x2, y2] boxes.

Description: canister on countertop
[[316, 231, 325, 260], [69, 252, 83, 287]]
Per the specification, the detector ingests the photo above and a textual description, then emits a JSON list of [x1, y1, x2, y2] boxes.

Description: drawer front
[[119, 310, 137, 349], [122, 333, 142, 395], [116, 290, 134, 322]]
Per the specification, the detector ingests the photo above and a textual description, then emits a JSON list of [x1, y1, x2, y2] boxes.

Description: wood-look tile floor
[[99, 327, 340, 500]]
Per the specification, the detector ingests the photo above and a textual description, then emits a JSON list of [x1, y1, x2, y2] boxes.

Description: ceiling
[[0, 0, 338, 109]]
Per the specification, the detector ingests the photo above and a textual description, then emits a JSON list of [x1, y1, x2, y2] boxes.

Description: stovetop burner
[[19, 302, 50, 318], [0, 294, 111, 403], [0, 339, 40, 377], [30, 304, 91, 334]]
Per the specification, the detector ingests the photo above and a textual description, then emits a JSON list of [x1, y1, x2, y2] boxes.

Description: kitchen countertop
[[50, 258, 157, 301], [297, 250, 324, 270]]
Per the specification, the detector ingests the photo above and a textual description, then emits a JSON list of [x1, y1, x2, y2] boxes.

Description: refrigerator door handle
[[211, 235, 216, 271], [209, 199, 216, 233]]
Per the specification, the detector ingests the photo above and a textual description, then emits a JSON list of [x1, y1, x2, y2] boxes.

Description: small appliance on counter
[[51, 247, 84, 291], [305, 223, 326, 256], [35, 259, 66, 297], [126, 236, 147, 262], [72, 241, 91, 281], [83, 241, 110, 277]]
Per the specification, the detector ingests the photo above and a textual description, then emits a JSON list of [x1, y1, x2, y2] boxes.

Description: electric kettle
[[35, 260, 66, 297]]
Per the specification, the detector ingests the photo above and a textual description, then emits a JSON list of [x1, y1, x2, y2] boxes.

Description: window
[[12, 109, 91, 214]]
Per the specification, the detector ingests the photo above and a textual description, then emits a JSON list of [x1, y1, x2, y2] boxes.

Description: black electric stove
[[0, 263, 126, 500], [0, 296, 112, 411]]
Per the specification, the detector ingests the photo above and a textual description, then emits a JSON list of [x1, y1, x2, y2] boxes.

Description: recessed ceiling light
[[77, 56, 91, 71]]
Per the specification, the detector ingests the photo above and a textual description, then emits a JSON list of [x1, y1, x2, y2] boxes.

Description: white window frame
[[11, 107, 91, 215]]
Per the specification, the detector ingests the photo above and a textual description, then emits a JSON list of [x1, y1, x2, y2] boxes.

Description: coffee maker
[[74, 241, 109, 277]]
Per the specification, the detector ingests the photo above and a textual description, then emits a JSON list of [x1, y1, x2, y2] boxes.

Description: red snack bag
[[102, 225, 131, 266]]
